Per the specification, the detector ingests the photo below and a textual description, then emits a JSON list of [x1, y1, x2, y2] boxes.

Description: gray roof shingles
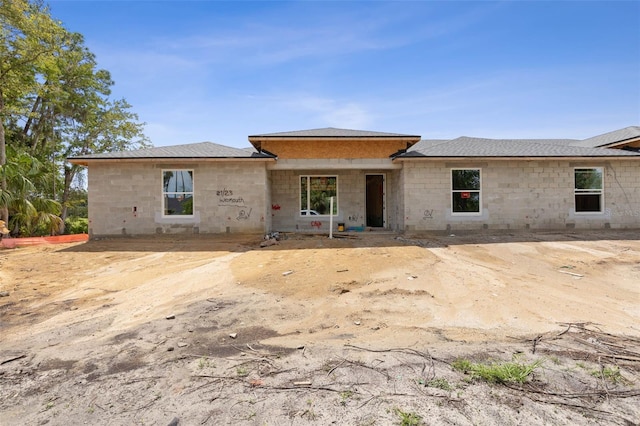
[[249, 127, 420, 138], [69, 127, 640, 162], [570, 126, 640, 148], [400, 136, 640, 158], [69, 142, 273, 160]]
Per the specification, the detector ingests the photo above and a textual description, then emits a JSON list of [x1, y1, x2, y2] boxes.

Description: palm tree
[[0, 146, 62, 236]]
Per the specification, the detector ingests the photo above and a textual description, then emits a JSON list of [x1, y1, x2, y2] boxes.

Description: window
[[451, 169, 481, 214], [162, 170, 194, 216], [574, 168, 603, 213], [300, 176, 338, 216]]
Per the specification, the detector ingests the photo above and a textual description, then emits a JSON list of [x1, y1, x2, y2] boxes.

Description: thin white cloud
[[321, 103, 372, 129], [142, 2, 496, 68], [253, 93, 374, 129], [150, 26, 390, 67]]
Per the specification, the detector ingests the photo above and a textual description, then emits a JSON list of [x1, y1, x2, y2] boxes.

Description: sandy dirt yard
[[0, 230, 639, 425]]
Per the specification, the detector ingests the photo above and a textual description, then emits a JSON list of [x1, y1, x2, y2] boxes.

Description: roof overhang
[[393, 155, 640, 162], [267, 158, 401, 170], [598, 137, 640, 149]]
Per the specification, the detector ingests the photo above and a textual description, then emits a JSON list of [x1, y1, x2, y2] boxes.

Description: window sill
[[154, 211, 201, 223], [447, 209, 488, 221], [569, 210, 610, 220]]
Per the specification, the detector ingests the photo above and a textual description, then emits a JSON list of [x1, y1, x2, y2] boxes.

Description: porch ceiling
[[266, 158, 402, 170]]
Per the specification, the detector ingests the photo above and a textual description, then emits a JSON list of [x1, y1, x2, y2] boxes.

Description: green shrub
[[591, 366, 629, 385], [426, 378, 453, 391], [65, 217, 88, 234], [452, 357, 543, 384], [393, 407, 423, 426]]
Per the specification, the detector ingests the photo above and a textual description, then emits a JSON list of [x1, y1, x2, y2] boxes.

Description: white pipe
[[329, 196, 334, 239]]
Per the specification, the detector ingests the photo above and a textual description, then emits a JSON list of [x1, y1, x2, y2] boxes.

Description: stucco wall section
[[261, 140, 409, 159], [401, 160, 640, 231], [87, 161, 268, 236]]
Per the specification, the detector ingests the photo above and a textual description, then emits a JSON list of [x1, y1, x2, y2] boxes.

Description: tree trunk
[[58, 164, 76, 234], [23, 94, 42, 139], [0, 89, 8, 224]]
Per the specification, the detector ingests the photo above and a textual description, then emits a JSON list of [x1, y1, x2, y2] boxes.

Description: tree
[[1, 144, 61, 235], [0, 0, 67, 225], [18, 29, 149, 232], [1, 1, 149, 236], [58, 98, 149, 232]]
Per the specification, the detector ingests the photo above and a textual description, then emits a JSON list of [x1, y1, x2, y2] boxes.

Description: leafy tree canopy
[[0, 0, 150, 236]]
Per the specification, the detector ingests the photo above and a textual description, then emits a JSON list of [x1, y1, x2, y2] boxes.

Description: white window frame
[[299, 175, 338, 217], [162, 169, 194, 217], [451, 168, 482, 216], [574, 167, 604, 214]]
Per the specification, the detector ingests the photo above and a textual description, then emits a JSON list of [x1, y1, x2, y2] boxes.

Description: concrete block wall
[[603, 161, 640, 227], [385, 170, 402, 231], [396, 165, 406, 232], [402, 160, 640, 232], [269, 169, 396, 232], [86, 157, 639, 236], [87, 161, 269, 236]]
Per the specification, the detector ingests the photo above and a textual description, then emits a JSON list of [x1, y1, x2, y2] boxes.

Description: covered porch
[[266, 159, 402, 233], [247, 127, 422, 235]]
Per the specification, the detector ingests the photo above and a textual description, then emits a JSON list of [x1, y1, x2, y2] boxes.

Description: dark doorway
[[366, 175, 385, 227]]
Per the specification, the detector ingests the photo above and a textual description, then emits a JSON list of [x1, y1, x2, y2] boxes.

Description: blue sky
[[48, 1, 640, 148]]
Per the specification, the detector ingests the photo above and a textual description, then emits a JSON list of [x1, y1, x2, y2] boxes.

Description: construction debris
[[558, 270, 583, 278]]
